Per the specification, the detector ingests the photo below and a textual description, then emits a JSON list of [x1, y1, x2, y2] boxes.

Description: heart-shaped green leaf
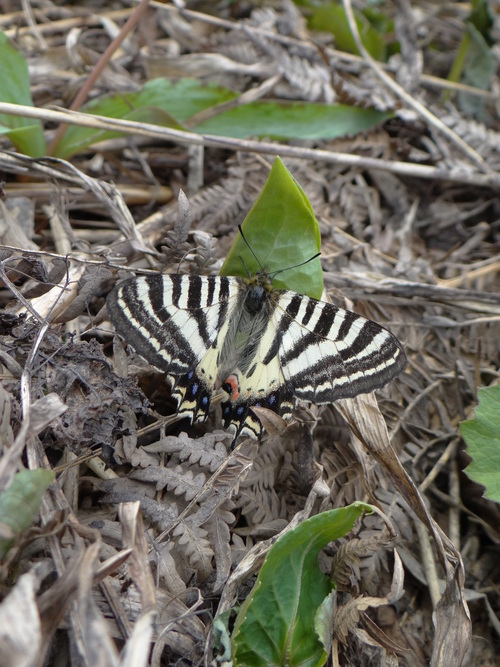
[[220, 157, 323, 299]]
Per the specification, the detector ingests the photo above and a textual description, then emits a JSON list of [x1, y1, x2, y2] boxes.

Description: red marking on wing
[[223, 374, 240, 400]]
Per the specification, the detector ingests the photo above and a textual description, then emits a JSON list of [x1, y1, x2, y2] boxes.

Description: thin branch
[[1, 106, 500, 188]]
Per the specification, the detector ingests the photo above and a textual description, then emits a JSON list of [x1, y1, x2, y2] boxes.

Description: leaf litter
[[0, 2, 499, 666]]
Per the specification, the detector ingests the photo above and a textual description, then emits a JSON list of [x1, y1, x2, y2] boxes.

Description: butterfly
[[107, 266, 406, 439]]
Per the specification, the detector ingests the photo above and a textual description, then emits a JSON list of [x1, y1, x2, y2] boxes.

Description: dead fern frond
[[131, 464, 207, 502], [249, 33, 335, 102], [154, 541, 187, 596], [334, 594, 391, 645], [143, 431, 230, 472], [332, 535, 391, 592], [160, 189, 193, 265], [187, 180, 251, 232], [441, 112, 500, 164], [191, 231, 220, 273], [206, 504, 234, 592], [172, 516, 214, 580]]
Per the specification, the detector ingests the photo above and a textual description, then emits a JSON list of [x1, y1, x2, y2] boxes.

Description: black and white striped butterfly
[[107, 266, 406, 439]]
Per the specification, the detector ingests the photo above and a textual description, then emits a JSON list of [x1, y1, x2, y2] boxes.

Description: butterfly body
[[107, 272, 406, 439]]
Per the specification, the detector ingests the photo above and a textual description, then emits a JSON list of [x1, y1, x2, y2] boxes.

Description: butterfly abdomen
[[217, 279, 276, 383]]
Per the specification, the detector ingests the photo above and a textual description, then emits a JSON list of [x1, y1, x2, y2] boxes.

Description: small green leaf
[[193, 101, 393, 140], [220, 157, 323, 299], [56, 78, 237, 158], [458, 22, 494, 117], [56, 77, 391, 157], [309, 4, 386, 61], [56, 106, 183, 159], [467, 0, 494, 37], [232, 502, 371, 667], [460, 383, 500, 503], [0, 30, 46, 156], [443, 0, 493, 107], [314, 589, 337, 656], [0, 468, 54, 560]]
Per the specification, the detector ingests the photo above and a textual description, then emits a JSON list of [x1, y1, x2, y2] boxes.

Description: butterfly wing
[[222, 289, 406, 438], [273, 291, 406, 403], [218, 343, 294, 439], [108, 275, 406, 440], [107, 274, 242, 423]]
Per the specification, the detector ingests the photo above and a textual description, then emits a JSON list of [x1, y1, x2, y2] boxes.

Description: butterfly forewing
[[107, 275, 239, 375], [107, 272, 406, 439]]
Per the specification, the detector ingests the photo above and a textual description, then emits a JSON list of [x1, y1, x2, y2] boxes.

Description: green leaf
[[56, 78, 237, 158], [458, 22, 494, 117], [193, 101, 393, 140], [443, 0, 493, 107], [314, 588, 337, 656], [219, 157, 323, 299], [460, 383, 500, 503], [309, 4, 386, 61], [231, 502, 371, 667], [467, 0, 494, 37], [0, 468, 54, 559], [0, 30, 46, 156], [56, 77, 391, 157], [56, 106, 184, 159]]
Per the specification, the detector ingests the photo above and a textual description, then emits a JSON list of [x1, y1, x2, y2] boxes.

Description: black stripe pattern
[[107, 273, 406, 439]]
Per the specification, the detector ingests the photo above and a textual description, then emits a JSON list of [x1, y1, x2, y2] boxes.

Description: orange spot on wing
[[224, 374, 240, 400]]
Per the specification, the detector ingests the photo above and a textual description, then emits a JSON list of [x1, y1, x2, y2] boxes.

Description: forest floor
[[0, 2, 499, 666]]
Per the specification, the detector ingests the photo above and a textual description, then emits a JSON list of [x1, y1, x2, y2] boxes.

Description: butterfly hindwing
[[214, 288, 405, 437], [218, 333, 294, 438]]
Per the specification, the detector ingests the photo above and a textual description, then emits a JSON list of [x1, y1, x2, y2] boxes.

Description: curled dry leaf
[[29, 392, 67, 435], [0, 570, 42, 667]]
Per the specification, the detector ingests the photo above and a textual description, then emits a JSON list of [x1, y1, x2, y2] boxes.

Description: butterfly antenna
[[239, 255, 252, 278], [237, 225, 320, 279], [270, 252, 321, 280], [238, 225, 264, 272]]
